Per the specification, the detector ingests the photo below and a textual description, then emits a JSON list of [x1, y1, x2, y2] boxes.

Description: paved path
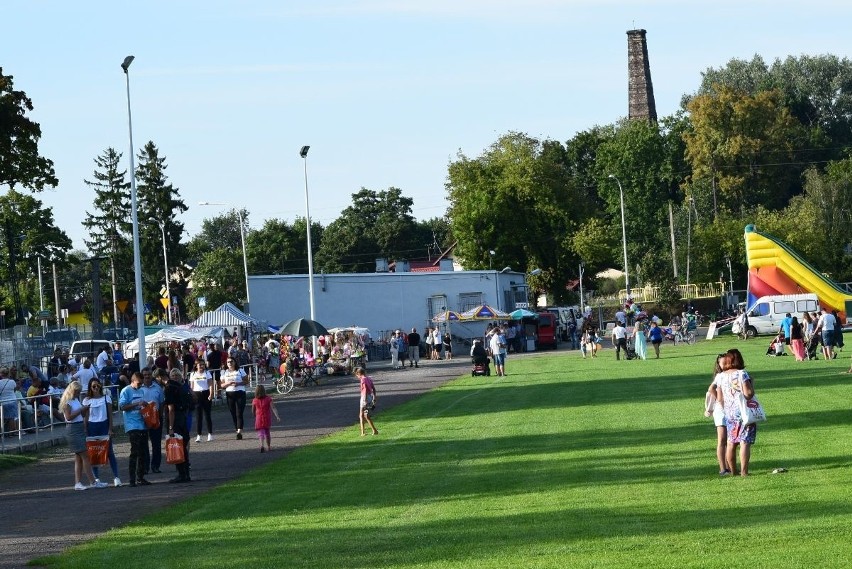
[[0, 357, 481, 569]]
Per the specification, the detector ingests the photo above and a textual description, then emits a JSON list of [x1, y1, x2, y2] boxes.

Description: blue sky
[[4, 1, 851, 251]]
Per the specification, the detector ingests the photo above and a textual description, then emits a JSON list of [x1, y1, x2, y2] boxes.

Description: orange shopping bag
[[140, 402, 160, 429], [165, 434, 186, 464], [86, 436, 110, 467]]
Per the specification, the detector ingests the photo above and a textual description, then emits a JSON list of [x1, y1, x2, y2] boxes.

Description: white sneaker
[[74, 482, 88, 491], [113, 477, 123, 487], [195, 435, 202, 443], [92, 481, 109, 489], [207, 434, 213, 442]]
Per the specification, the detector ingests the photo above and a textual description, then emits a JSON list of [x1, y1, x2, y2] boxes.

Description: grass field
[[40, 340, 852, 568]]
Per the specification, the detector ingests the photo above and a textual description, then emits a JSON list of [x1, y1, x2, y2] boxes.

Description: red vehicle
[[536, 312, 558, 350]]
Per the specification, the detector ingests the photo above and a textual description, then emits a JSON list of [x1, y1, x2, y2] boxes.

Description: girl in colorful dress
[[718, 349, 757, 476], [251, 384, 280, 452]]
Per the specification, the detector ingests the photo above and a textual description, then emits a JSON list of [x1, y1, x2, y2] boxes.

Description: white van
[[732, 294, 820, 337]]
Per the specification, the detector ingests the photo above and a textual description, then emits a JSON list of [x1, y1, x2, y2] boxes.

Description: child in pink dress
[[251, 384, 280, 452]]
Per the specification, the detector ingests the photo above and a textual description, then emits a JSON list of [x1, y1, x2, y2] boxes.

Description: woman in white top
[[189, 360, 214, 442], [71, 359, 98, 394], [82, 378, 122, 487], [58, 381, 107, 491], [220, 357, 247, 440]]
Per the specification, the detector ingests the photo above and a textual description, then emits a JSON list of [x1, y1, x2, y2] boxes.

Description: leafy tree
[[683, 86, 805, 215], [314, 187, 419, 273], [185, 209, 251, 317], [446, 132, 581, 302], [691, 54, 852, 155], [135, 141, 188, 320], [0, 68, 57, 192], [594, 118, 686, 279], [245, 217, 323, 275], [0, 190, 71, 323]]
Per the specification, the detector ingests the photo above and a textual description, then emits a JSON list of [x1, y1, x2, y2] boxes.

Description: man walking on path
[[408, 328, 421, 368]]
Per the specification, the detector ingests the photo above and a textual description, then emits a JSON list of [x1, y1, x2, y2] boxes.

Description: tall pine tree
[[135, 141, 188, 321]]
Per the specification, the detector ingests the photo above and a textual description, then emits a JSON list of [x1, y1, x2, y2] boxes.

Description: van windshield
[[749, 303, 770, 317]]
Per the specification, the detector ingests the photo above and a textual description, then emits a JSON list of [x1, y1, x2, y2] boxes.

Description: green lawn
[[39, 341, 852, 568]]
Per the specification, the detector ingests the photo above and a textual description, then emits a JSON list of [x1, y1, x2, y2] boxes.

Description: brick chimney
[[626, 29, 657, 123]]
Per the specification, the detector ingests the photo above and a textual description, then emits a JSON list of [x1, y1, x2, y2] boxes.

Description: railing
[[593, 282, 727, 307], [1, 392, 65, 453]]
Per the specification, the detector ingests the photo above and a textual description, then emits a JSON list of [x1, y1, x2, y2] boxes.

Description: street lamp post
[[198, 203, 251, 314], [153, 219, 171, 324], [578, 262, 585, 313], [300, 145, 317, 358], [608, 174, 630, 301], [121, 55, 146, 361]]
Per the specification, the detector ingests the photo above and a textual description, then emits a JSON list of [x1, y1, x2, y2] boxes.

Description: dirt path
[[0, 358, 476, 569]]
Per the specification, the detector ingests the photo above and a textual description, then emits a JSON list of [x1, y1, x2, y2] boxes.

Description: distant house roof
[[388, 241, 457, 273]]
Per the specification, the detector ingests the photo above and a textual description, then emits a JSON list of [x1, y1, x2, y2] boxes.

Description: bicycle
[[674, 329, 696, 345], [274, 373, 294, 395]]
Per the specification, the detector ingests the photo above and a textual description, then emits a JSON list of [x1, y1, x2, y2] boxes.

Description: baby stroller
[[471, 357, 491, 376], [624, 337, 637, 360], [806, 334, 821, 360], [471, 340, 491, 376], [766, 333, 787, 356]]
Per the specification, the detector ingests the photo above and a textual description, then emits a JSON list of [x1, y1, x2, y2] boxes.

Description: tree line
[[1, 54, 851, 324]]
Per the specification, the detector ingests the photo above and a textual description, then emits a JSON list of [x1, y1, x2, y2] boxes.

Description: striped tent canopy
[[432, 310, 463, 323], [460, 305, 509, 320], [191, 302, 257, 327]]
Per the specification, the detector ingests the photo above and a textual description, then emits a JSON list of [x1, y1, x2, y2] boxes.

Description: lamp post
[[198, 202, 250, 314], [488, 250, 495, 270], [153, 219, 171, 324], [121, 55, 146, 361], [300, 146, 318, 358], [578, 262, 585, 313], [608, 174, 630, 301], [299, 146, 316, 323]]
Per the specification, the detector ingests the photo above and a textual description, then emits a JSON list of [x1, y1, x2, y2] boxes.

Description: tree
[[186, 209, 251, 317], [683, 86, 805, 215], [82, 148, 133, 321], [245, 217, 323, 275], [0, 68, 57, 192], [0, 190, 71, 324], [594, 118, 686, 280], [135, 141, 188, 320], [691, 54, 852, 155], [446, 132, 581, 302], [314, 187, 419, 273]]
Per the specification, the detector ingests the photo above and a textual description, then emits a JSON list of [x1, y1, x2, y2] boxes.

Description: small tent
[[191, 302, 257, 327]]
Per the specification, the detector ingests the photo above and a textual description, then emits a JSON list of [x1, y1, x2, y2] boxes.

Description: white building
[[249, 265, 531, 341]]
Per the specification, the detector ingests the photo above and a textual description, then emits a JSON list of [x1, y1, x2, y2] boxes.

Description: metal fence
[[1, 392, 66, 453]]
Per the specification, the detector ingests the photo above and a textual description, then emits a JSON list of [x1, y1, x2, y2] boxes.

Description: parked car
[[102, 327, 134, 342], [535, 312, 558, 350], [43, 328, 80, 347], [69, 340, 112, 365]]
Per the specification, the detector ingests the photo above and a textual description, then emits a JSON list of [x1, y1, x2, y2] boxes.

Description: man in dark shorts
[[407, 328, 421, 368]]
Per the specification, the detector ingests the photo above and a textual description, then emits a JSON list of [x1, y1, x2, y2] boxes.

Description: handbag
[[165, 434, 186, 464], [86, 435, 110, 467], [737, 391, 766, 425], [140, 402, 160, 429]]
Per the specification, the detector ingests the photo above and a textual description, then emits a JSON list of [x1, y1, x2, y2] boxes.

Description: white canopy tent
[[123, 326, 226, 358]]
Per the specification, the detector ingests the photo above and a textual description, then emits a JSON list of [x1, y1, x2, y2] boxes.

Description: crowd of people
[[764, 310, 845, 362]]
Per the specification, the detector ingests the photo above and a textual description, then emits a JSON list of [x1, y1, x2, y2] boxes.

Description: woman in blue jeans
[[82, 379, 122, 487]]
